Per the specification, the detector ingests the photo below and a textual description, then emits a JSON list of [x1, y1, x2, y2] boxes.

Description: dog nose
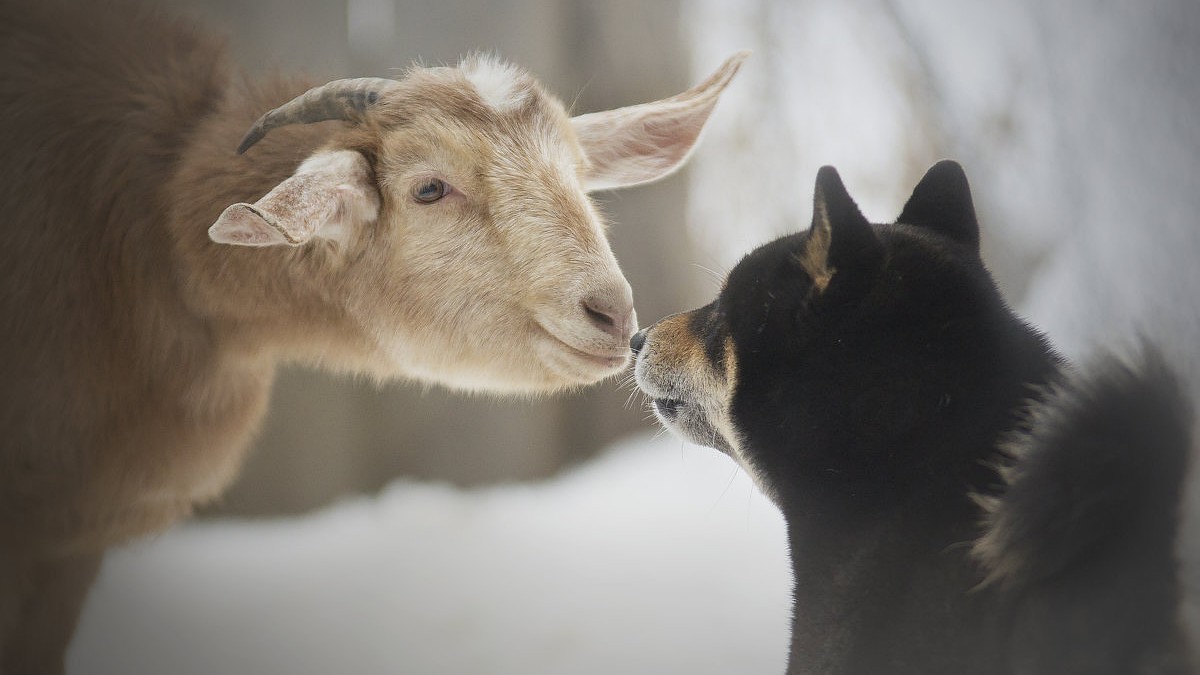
[[629, 329, 646, 355]]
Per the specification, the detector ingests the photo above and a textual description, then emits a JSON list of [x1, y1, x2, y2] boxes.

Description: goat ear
[[209, 150, 379, 247], [797, 166, 879, 292], [896, 160, 980, 253], [571, 51, 748, 192]]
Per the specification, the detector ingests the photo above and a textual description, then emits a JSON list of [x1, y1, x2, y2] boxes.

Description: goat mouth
[[560, 341, 629, 369], [535, 325, 629, 372]]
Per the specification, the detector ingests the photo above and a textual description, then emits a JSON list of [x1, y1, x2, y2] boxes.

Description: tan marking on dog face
[[634, 311, 743, 458], [635, 311, 780, 500], [715, 335, 743, 453], [649, 312, 709, 370]]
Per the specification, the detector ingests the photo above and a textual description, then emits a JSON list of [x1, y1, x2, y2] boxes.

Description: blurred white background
[[71, 1, 1200, 673]]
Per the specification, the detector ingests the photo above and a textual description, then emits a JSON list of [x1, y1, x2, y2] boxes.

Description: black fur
[[978, 348, 1194, 673], [636, 161, 1194, 673], [896, 159, 980, 253]]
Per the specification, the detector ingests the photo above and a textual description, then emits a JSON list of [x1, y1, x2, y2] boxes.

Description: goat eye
[[412, 178, 449, 204]]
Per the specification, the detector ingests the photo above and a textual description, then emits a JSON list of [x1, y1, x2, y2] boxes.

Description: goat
[[0, 1, 746, 671]]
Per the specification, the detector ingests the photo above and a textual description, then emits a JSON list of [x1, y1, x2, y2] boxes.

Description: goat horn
[[236, 77, 399, 154]]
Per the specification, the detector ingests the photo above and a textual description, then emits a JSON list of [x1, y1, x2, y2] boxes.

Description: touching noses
[[629, 329, 646, 355]]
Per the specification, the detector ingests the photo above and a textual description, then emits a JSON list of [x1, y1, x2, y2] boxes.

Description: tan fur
[[0, 2, 744, 671], [797, 198, 835, 291], [633, 314, 753, 480]]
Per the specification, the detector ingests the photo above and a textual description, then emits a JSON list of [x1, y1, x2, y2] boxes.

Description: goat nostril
[[584, 302, 616, 329], [630, 330, 646, 355], [582, 297, 634, 340]]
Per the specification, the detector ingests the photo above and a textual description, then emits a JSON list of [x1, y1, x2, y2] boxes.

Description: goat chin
[[382, 324, 633, 395]]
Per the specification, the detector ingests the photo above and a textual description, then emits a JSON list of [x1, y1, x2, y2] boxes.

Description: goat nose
[[629, 329, 646, 355], [582, 296, 635, 341]]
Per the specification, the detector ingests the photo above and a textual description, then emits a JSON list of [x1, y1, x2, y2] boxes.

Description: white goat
[[0, 2, 745, 672]]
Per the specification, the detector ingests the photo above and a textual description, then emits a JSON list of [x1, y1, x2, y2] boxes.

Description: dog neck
[[771, 326, 1062, 674]]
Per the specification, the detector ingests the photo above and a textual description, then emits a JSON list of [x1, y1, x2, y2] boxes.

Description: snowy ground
[[70, 1, 1200, 673], [70, 434, 791, 675]]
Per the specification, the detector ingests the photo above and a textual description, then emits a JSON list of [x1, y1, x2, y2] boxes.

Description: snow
[[70, 434, 791, 675]]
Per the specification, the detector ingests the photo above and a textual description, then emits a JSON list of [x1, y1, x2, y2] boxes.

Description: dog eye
[[412, 178, 450, 204]]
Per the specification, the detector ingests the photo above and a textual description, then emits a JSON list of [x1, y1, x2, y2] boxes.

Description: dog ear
[[896, 160, 980, 254], [797, 166, 880, 292]]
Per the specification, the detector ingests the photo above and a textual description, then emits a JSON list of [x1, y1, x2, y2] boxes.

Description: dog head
[[633, 161, 1008, 502]]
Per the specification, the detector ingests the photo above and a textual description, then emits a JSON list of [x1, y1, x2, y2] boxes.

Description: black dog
[[632, 162, 1194, 674]]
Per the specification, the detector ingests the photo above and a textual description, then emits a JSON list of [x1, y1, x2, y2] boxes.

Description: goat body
[[0, 1, 745, 671]]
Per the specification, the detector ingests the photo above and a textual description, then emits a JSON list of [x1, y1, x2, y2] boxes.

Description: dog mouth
[[633, 348, 690, 423], [652, 397, 686, 421], [635, 353, 733, 455], [556, 339, 628, 369]]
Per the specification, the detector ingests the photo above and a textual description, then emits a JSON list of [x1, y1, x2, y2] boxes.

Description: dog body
[[633, 162, 1194, 673]]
